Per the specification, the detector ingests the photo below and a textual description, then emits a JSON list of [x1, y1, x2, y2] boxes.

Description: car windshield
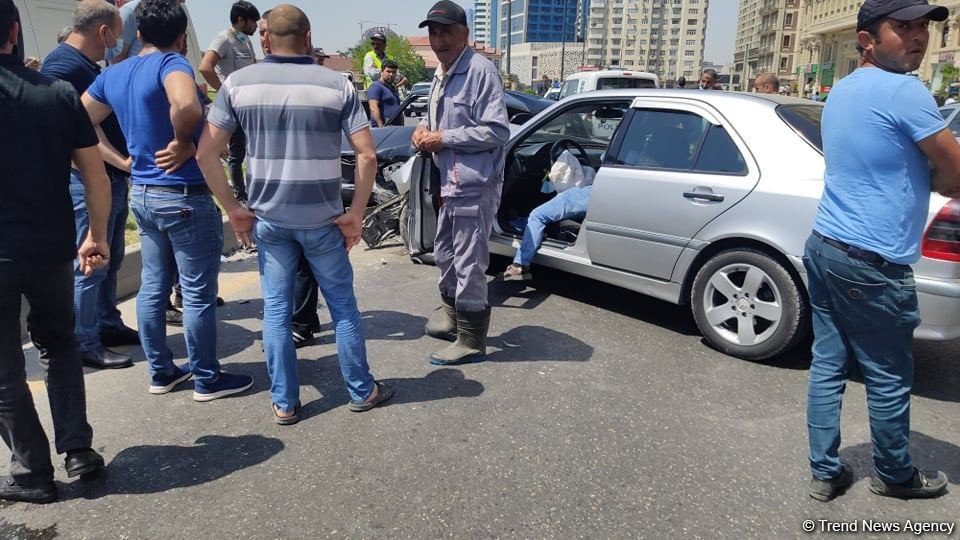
[[596, 77, 657, 90], [777, 104, 823, 153]]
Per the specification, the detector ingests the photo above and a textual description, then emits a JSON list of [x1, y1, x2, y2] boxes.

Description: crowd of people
[[0, 0, 955, 509]]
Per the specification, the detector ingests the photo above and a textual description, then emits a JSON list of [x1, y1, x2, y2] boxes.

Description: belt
[[137, 183, 210, 195], [812, 231, 899, 268]]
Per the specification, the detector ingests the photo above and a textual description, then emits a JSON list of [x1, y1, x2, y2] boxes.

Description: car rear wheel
[[691, 248, 807, 360]]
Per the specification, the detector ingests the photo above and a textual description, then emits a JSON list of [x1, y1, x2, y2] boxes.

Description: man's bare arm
[[918, 128, 960, 198], [334, 127, 377, 251], [198, 50, 223, 91], [72, 145, 112, 275], [197, 122, 256, 246], [369, 99, 384, 128], [154, 71, 204, 173]]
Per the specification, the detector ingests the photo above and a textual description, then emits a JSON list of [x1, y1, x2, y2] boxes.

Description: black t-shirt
[[41, 43, 128, 172], [0, 54, 99, 263]]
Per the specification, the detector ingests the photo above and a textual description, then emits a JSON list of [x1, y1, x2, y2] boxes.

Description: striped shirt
[[207, 55, 368, 229]]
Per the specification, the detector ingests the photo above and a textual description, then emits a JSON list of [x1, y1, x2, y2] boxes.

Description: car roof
[[567, 70, 658, 80], [561, 88, 819, 109]]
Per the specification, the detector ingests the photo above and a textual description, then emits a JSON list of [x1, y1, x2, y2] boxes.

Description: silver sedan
[[405, 89, 960, 360]]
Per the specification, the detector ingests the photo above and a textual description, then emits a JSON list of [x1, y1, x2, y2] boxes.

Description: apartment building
[[585, 0, 710, 85], [793, 0, 960, 96], [733, 0, 800, 91], [472, 0, 499, 45], [498, 0, 586, 50]]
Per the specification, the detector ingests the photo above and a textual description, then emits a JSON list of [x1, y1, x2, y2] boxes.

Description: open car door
[[403, 151, 440, 264]]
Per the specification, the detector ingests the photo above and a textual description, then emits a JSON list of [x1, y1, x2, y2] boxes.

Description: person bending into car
[[501, 157, 594, 281], [412, 1, 509, 366], [803, 0, 960, 502]]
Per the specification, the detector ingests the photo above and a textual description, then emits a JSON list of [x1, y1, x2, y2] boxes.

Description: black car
[[406, 82, 432, 117], [341, 89, 553, 206]]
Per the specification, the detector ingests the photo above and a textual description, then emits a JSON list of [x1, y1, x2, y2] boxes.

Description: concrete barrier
[[20, 217, 240, 341]]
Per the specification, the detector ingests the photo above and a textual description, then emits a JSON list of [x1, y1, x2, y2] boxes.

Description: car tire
[[691, 248, 808, 361]]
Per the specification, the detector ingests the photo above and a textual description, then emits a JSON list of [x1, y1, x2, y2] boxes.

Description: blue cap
[[857, 0, 948, 32]]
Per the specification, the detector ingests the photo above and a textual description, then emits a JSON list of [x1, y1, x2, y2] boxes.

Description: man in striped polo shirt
[[196, 4, 393, 425]]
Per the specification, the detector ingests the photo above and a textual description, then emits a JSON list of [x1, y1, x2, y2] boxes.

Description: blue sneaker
[[193, 372, 254, 402], [149, 364, 193, 395]]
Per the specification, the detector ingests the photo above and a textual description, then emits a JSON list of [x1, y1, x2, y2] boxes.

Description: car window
[[693, 126, 748, 175], [596, 77, 657, 90], [610, 109, 709, 170], [559, 79, 581, 99], [940, 107, 952, 120], [525, 101, 632, 147], [777, 104, 823, 152]]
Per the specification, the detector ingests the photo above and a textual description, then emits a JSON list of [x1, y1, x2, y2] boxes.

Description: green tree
[[349, 35, 428, 87], [938, 64, 959, 96]]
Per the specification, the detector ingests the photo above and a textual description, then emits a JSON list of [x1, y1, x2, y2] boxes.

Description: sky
[[187, 0, 738, 64]]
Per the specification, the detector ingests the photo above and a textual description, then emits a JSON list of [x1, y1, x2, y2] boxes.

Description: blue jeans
[[803, 232, 920, 484], [69, 170, 130, 352], [254, 219, 374, 412], [129, 185, 223, 384], [513, 186, 591, 268]]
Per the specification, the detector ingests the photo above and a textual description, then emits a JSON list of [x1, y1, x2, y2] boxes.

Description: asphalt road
[[2, 244, 958, 539]]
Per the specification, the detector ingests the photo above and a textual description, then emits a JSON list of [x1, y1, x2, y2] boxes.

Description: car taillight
[[922, 199, 960, 262]]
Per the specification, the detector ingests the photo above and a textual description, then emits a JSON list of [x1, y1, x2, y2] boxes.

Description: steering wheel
[[550, 138, 590, 166]]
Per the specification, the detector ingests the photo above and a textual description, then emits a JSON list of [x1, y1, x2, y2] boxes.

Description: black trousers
[[0, 260, 93, 486], [228, 128, 248, 203], [292, 254, 320, 334]]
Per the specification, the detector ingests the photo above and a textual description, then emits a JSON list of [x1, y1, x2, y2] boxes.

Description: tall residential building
[[498, 0, 587, 50], [733, 0, 800, 91], [473, 0, 499, 46], [794, 1, 960, 96], [585, 0, 709, 84]]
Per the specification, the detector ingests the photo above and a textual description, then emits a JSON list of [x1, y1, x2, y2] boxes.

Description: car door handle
[[683, 191, 724, 202]]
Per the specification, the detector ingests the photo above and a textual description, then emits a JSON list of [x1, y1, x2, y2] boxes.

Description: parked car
[[404, 89, 960, 361], [558, 69, 660, 101], [940, 103, 960, 138], [407, 81, 432, 117]]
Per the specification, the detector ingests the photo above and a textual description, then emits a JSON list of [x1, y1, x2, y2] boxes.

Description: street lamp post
[[505, 0, 512, 82], [560, 0, 569, 80]]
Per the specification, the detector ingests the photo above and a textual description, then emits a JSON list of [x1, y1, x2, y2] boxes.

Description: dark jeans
[[228, 128, 247, 203], [803, 232, 920, 484], [69, 169, 130, 352], [0, 260, 94, 486], [292, 254, 320, 334]]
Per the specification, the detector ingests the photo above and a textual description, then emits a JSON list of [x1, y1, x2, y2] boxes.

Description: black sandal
[[348, 382, 395, 412], [273, 401, 300, 425]]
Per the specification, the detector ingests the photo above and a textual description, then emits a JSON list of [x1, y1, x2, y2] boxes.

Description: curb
[[20, 217, 240, 342]]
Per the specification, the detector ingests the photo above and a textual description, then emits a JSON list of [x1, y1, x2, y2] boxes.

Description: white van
[[558, 69, 659, 99], [14, 0, 202, 70]]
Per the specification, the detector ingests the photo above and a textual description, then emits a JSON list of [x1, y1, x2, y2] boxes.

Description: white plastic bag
[[550, 150, 596, 192]]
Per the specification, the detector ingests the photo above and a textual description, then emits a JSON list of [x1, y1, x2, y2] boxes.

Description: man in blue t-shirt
[[804, 0, 960, 502], [82, 0, 253, 403], [42, 0, 137, 370], [367, 59, 403, 127]]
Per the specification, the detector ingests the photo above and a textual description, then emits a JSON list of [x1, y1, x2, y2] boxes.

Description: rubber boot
[[429, 307, 491, 366], [425, 294, 457, 342]]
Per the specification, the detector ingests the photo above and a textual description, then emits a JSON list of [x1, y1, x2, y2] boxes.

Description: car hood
[[341, 125, 416, 156]]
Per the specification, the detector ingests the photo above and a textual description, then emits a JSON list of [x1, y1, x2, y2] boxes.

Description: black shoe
[[869, 468, 948, 499], [0, 477, 57, 504], [64, 448, 105, 479], [809, 463, 854, 502], [216, 296, 225, 307], [166, 307, 183, 327], [292, 329, 314, 348], [99, 325, 140, 347], [81, 348, 133, 370]]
